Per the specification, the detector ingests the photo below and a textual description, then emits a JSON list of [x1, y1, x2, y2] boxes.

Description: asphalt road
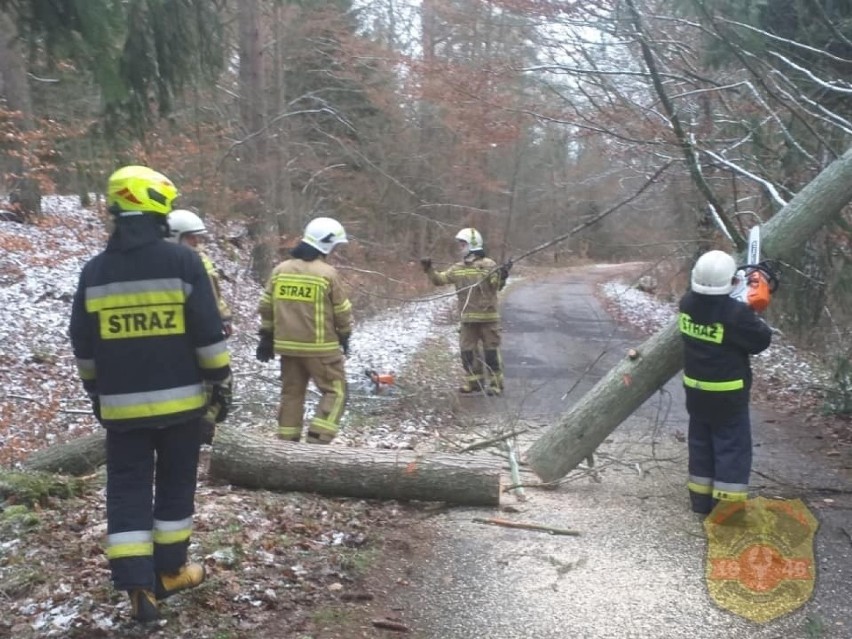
[[394, 266, 852, 639]]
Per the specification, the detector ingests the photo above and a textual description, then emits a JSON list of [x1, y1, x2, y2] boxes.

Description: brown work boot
[[155, 563, 206, 600], [128, 589, 160, 622]]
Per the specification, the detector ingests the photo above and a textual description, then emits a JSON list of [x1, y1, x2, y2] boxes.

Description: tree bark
[[22, 425, 504, 506], [209, 425, 503, 506], [23, 432, 106, 475], [525, 146, 852, 482], [0, 10, 40, 215]]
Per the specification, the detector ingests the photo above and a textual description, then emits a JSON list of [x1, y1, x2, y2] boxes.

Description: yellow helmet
[[107, 165, 178, 215]]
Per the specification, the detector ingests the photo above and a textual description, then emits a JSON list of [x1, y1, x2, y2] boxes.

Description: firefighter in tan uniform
[[168, 209, 234, 444], [421, 228, 510, 395], [167, 209, 233, 337], [256, 217, 352, 443]]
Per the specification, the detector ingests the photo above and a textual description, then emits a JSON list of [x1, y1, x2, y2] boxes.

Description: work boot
[[306, 432, 333, 445], [128, 589, 160, 623], [458, 380, 483, 393], [155, 563, 206, 600], [485, 383, 503, 397]]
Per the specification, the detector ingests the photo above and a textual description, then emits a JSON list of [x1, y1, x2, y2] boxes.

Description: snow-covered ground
[[0, 198, 844, 638], [0, 197, 457, 464], [0, 197, 835, 466]]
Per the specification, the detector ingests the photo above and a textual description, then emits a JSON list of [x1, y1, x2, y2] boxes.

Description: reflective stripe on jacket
[[678, 291, 771, 417], [199, 251, 232, 323], [259, 257, 352, 356], [69, 215, 231, 429], [427, 255, 501, 323]]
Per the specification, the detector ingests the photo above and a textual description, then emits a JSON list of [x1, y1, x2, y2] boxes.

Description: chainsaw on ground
[[364, 368, 395, 395], [730, 225, 780, 312]]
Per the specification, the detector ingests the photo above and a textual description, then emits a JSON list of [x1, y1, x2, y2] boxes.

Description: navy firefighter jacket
[[678, 290, 772, 417], [69, 214, 231, 430]]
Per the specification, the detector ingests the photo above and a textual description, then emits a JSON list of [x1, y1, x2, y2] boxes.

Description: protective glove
[[498, 259, 512, 290], [208, 376, 233, 423], [199, 418, 215, 446], [419, 257, 432, 272], [256, 330, 274, 362], [88, 393, 102, 422], [339, 333, 351, 357]]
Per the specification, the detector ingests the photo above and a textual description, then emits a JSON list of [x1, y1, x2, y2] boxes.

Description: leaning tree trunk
[[210, 425, 503, 506], [526, 146, 852, 482]]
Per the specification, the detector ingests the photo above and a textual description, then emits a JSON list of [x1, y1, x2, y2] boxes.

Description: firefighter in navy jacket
[[69, 166, 232, 623], [679, 250, 772, 515]]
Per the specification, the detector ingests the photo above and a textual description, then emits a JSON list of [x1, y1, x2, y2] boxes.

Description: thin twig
[[457, 428, 529, 453], [472, 517, 580, 536], [506, 440, 527, 502]]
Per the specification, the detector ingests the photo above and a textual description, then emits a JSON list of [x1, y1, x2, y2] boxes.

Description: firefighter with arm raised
[[679, 250, 772, 515]]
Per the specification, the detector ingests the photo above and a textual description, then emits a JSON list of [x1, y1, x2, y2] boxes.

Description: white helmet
[[691, 250, 737, 295], [455, 227, 484, 253], [303, 217, 348, 255], [167, 209, 207, 243]]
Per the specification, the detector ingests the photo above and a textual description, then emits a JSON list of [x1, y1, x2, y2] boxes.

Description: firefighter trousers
[[105, 419, 201, 591], [278, 353, 347, 443], [687, 410, 752, 514], [459, 321, 503, 391]]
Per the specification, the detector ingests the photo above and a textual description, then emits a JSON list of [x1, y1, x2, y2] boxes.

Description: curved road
[[393, 266, 852, 639]]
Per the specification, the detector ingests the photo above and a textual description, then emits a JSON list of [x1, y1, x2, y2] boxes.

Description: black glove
[[199, 419, 215, 446], [209, 376, 233, 423], [498, 260, 512, 290], [419, 257, 432, 272], [88, 394, 102, 422], [339, 334, 350, 357], [256, 330, 274, 362]]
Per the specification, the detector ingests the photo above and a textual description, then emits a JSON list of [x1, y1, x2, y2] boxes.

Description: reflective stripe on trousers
[[105, 419, 201, 590], [687, 411, 751, 513]]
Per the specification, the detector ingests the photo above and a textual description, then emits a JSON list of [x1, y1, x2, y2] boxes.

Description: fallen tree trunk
[[210, 425, 503, 506], [23, 432, 106, 475], [526, 146, 852, 482]]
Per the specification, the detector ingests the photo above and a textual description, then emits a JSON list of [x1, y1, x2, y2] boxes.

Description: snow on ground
[[598, 280, 832, 402], [0, 197, 456, 465], [0, 197, 834, 467]]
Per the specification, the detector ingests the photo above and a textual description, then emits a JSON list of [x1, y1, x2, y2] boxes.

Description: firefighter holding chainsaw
[[69, 166, 232, 622], [679, 250, 774, 515], [421, 227, 510, 395], [256, 217, 352, 443]]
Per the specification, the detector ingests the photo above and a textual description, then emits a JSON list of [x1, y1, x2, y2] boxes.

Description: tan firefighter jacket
[[259, 257, 352, 356], [199, 251, 232, 324], [427, 255, 501, 323]]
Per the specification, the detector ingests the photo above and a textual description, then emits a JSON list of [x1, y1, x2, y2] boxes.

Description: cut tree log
[[526, 145, 852, 482], [23, 431, 106, 476], [209, 425, 503, 506]]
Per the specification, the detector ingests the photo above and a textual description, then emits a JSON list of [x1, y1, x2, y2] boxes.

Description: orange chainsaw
[[731, 226, 780, 312], [364, 368, 395, 395]]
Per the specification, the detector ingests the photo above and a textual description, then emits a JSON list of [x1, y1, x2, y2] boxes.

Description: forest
[[0, 0, 848, 364], [0, 1, 851, 637]]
